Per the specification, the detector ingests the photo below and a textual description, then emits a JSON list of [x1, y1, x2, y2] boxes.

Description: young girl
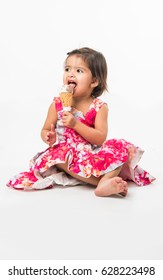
[[7, 47, 155, 196]]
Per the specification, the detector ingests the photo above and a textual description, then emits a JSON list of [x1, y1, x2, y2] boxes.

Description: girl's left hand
[[62, 111, 76, 128]]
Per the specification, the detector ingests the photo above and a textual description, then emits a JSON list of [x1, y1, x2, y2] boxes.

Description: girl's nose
[[68, 70, 75, 77]]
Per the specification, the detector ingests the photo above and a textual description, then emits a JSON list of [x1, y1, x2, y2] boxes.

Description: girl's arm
[[62, 104, 108, 146], [41, 102, 58, 146]]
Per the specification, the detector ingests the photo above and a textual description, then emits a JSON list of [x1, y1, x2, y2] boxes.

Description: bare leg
[[55, 146, 136, 197], [56, 163, 127, 197], [55, 162, 100, 186]]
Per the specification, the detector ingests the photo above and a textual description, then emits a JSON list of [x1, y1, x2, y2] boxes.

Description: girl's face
[[63, 55, 98, 99]]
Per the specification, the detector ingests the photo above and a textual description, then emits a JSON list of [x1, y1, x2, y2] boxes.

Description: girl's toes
[[115, 177, 123, 183]]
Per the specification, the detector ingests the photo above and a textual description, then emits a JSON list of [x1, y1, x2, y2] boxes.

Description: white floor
[[0, 97, 162, 260]]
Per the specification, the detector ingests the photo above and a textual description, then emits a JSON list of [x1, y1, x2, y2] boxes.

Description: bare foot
[[95, 177, 128, 197]]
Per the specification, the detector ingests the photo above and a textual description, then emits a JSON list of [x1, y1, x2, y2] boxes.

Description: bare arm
[[62, 104, 108, 146], [41, 102, 58, 146]]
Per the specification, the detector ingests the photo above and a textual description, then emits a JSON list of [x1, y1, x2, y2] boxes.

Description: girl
[[7, 47, 155, 196]]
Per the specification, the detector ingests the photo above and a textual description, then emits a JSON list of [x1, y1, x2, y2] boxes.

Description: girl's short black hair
[[66, 47, 108, 97]]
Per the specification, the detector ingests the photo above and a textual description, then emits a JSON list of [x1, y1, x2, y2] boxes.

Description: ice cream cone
[[60, 85, 73, 111]]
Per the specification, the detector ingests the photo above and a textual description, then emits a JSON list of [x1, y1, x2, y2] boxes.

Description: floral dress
[[7, 98, 155, 190]]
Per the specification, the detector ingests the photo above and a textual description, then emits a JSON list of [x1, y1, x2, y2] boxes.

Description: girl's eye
[[77, 69, 83, 73], [65, 67, 70, 72]]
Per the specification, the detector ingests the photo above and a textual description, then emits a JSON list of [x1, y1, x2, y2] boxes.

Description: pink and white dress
[[7, 98, 155, 190]]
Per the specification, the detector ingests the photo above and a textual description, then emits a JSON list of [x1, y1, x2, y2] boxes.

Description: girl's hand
[[46, 124, 56, 147], [62, 111, 76, 128]]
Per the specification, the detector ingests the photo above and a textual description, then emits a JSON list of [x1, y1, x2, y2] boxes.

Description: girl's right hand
[[46, 124, 56, 147]]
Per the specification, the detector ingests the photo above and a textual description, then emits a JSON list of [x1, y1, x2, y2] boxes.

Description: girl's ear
[[91, 78, 99, 88]]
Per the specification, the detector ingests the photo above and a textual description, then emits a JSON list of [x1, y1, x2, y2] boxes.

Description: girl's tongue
[[67, 82, 76, 93]]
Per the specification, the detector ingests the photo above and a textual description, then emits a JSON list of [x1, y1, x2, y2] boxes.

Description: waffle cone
[[60, 92, 73, 107]]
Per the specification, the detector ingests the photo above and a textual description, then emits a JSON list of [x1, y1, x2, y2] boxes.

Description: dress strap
[[91, 98, 107, 112]]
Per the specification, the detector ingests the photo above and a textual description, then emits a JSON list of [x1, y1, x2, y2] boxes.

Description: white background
[[0, 0, 163, 262]]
